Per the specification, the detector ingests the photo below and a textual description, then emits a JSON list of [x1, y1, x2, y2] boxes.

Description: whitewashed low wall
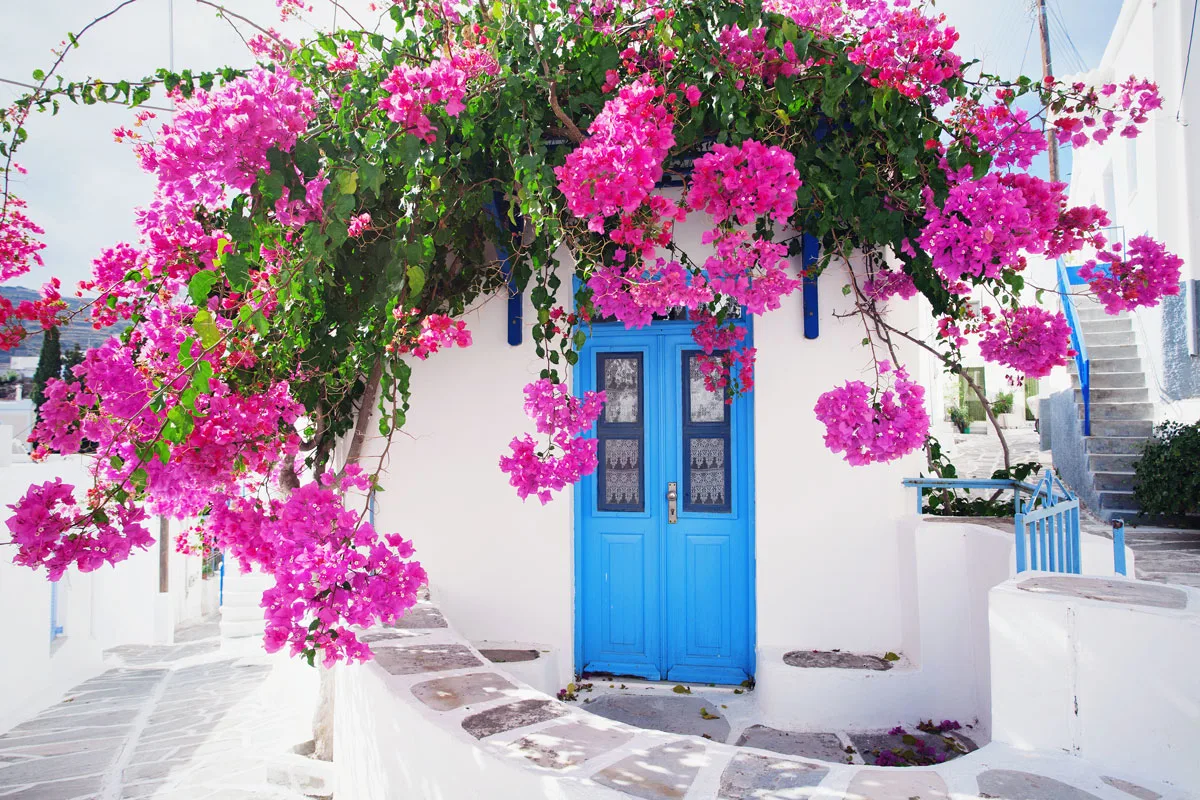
[[990, 574, 1200, 792], [0, 454, 168, 732]]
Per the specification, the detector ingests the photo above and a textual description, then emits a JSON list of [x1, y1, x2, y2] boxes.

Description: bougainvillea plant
[[0, 0, 1182, 665]]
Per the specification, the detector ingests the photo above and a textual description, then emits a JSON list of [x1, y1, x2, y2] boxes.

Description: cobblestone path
[[0, 622, 320, 800], [946, 427, 1200, 588]]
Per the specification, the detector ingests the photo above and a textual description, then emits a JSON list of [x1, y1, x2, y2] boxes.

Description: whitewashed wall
[[0, 448, 187, 732]]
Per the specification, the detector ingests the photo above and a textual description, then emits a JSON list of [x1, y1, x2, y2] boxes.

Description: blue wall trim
[[802, 233, 820, 340]]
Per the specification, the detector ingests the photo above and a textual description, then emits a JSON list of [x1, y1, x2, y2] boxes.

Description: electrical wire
[[1049, 0, 1089, 73], [1018, 18, 1036, 76], [1178, 0, 1200, 122]]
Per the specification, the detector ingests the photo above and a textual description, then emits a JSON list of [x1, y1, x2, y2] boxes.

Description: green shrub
[[948, 406, 969, 433], [1134, 421, 1200, 516], [991, 391, 1014, 415]]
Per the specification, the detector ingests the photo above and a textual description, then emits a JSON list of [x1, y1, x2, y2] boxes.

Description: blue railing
[[903, 470, 1085, 575], [1057, 257, 1092, 436]]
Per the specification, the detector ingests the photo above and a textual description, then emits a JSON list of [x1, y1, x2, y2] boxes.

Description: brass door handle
[[667, 482, 678, 524]]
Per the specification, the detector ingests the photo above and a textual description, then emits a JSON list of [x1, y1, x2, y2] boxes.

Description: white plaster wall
[[0, 455, 165, 732], [989, 576, 1200, 791]]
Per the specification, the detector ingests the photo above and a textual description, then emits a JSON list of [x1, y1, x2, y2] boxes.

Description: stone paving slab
[[734, 726, 847, 762], [1017, 576, 1188, 608], [1101, 775, 1162, 800], [782, 651, 893, 671], [462, 698, 567, 739], [584, 694, 731, 742], [976, 769, 1103, 799], [388, 604, 448, 629], [411, 672, 517, 711], [593, 740, 706, 799], [372, 643, 483, 676], [718, 752, 829, 798], [511, 720, 634, 769], [847, 730, 968, 766], [845, 769, 949, 799]]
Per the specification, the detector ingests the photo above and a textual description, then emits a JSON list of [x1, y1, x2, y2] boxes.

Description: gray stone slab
[[1101, 776, 1162, 800], [718, 752, 829, 798], [0, 748, 115, 787], [593, 740, 706, 799], [735, 725, 846, 762], [480, 648, 540, 663], [846, 769, 949, 799], [462, 699, 567, 739], [512, 720, 634, 769], [848, 730, 968, 766], [0, 737, 126, 757], [6, 708, 139, 732], [372, 644, 483, 676], [1017, 576, 1188, 609], [388, 604, 448, 629], [976, 769, 1103, 800], [359, 628, 429, 643], [782, 651, 893, 671], [411, 672, 516, 711], [0, 775, 104, 799], [583, 694, 731, 741]]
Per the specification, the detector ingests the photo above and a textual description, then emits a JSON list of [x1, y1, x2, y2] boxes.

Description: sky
[[0, 0, 1126, 290]]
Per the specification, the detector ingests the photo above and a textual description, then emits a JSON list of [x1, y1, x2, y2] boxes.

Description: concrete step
[[1078, 318, 1132, 334], [1085, 436, 1150, 455], [220, 590, 265, 607], [219, 605, 265, 623], [1099, 490, 1140, 511], [1085, 357, 1143, 374], [1087, 343, 1139, 360], [1082, 401, 1153, 420], [1071, 371, 1146, 390], [1074, 387, 1149, 404], [1089, 453, 1142, 472], [1083, 330, 1137, 347], [1117, 513, 1200, 530], [1089, 418, 1154, 437], [1075, 306, 1118, 322], [1093, 470, 1137, 491], [220, 618, 266, 639]]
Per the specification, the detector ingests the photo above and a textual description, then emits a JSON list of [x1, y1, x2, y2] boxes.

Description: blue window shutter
[[802, 233, 820, 340]]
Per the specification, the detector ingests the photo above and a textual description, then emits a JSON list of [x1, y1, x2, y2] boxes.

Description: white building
[[1042, 0, 1200, 520], [0, 425, 217, 733]]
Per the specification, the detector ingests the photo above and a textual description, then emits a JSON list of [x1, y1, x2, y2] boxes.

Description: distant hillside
[[0, 286, 127, 369]]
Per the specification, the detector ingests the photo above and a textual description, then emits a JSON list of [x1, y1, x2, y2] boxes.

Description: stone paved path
[[945, 427, 1200, 588], [0, 621, 321, 800]]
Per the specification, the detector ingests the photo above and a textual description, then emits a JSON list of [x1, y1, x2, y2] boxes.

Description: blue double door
[[577, 323, 754, 684]]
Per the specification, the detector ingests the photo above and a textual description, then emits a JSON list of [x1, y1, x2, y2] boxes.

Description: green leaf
[[31, 68, 44, 81], [224, 253, 250, 291], [335, 169, 358, 195], [250, 310, 269, 336], [188, 271, 220, 305], [407, 264, 426, 297], [193, 309, 220, 349]]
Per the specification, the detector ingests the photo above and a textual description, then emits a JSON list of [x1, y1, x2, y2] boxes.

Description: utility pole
[[1036, 0, 1061, 182]]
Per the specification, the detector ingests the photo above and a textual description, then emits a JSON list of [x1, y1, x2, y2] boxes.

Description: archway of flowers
[[0, 0, 1181, 666]]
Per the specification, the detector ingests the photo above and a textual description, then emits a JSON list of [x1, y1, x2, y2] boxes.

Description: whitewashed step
[[1094, 471, 1137, 491], [1090, 453, 1142, 472], [1084, 357, 1143, 374], [1089, 419, 1154, 437], [1078, 318, 1132, 334], [1083, 330, 1137, 347], [1075, 306, 1116, 322], [1083, 402, 1153, 420], [219, 618, 266, 639], [219, 605, 265, 624], [1100, 490, 1140, 511], [1085, 436, 1150, 455], [1075, 387, 1149, 404], [1071, 371, 1146, 390], [1088, 343, 1139, 360]]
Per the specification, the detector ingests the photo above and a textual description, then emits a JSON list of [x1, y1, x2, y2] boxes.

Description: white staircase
[[219, 565, 272, 640], [1069, 303, 1154, 522]]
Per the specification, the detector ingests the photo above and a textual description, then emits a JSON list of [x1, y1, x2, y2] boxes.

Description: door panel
[[578, 325, 752, 684]]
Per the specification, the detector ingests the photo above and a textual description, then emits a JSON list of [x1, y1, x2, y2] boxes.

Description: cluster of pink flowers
[[1080, 235, 1183, 314], [500, 379, 606, 504], [208, 467, 427, 666], [814, 361, 930, 466], [919, 172, 1067, 284], [5, 479, 154, 581], [378, 60, 469, 144], [687, 141, 801, 226], [389, 311, 473, 359], [347, 212, 372, 238], [698, 348, 756, 398], [948, 97, 1046, 170], [976, 305, 1074, 378], [1053, 76, 1163, 147], [862, 266, 918, 302], [555, 80, 676, 232], [846, 2, 962, 102], [701, 232, 800, 315], [135, 68, 315, 209], [714, 26, 805, 87], [327, 41, 360, 72], [0, 182, 45, 282]]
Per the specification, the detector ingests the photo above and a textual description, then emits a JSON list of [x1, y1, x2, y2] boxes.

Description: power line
[[1179, 0, 1200, 122], [1049, 0, 1089, 72], [1019, 18, 1036, 76]]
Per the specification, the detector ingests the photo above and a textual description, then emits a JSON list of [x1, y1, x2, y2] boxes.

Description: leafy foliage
[[1134, 421, 1200, 516]]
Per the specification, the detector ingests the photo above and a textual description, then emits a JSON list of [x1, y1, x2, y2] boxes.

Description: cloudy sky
[[0, 0, 1124, 290]]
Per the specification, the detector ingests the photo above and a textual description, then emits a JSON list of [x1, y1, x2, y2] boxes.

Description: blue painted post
[[219, 554, 225, 606], [1112, 519, 1127, 576], [1014, 514, 1028, 572], [49, 581, 58, 643], [487, 193, 525, 346], [802, 234, 820, 340]]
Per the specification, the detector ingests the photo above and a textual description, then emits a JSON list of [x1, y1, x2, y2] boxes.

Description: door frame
[[572, 317, 757, 682]]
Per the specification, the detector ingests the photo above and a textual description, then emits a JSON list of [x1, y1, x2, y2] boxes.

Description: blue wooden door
[[577, 322, 754, 684]]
